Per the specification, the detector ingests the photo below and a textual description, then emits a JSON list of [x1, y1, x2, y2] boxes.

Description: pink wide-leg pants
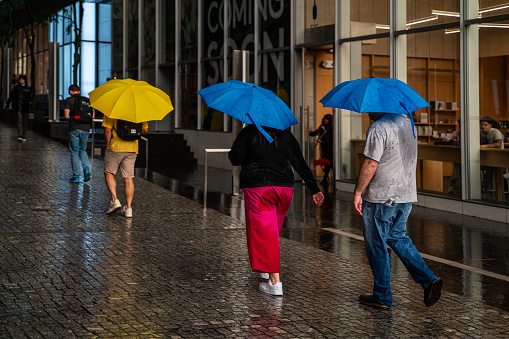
[[243, 186, 294, 273]]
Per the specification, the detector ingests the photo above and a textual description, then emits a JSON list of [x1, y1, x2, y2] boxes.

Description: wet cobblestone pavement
[[1, 123, 509, 338]]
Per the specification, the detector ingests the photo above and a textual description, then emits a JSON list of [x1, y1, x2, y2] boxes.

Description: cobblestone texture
[[0, 124, 508, 338]]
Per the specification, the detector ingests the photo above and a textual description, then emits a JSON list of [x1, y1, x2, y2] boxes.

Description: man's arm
[[352, 157, 379, 216], [64, 109, 70, 120], [104, 127, 112, 149], [480, 139, 502, 149]]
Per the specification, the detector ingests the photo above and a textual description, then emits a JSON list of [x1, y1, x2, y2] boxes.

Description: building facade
[[6, 0, 111, 105], [9, 0, 509, 221], [111, 0, 509, 222]]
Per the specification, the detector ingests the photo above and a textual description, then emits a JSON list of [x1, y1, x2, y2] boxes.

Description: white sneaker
[[120, 206, 133, 218], [107, 199, 121, 214], [260, 273, 269, 279], [259, 280, 283, 296]]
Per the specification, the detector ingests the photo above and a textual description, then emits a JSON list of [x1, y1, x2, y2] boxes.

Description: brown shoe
[[359, 293, 390, 309], [424, 278, 443, 307]]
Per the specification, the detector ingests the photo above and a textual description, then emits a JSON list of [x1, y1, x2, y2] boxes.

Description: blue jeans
[[362, 201, 437, 306], [69, 130, 91, 179]]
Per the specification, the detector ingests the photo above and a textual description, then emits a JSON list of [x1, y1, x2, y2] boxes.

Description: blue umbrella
[[197, 80, 298, 143], [320, 77, 430, 137]]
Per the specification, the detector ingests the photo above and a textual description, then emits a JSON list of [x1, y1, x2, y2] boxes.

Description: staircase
[[136, 133, 198, 180]]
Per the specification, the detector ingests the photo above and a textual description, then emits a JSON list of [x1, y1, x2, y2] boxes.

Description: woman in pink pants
[[229, 125, 324, 296]]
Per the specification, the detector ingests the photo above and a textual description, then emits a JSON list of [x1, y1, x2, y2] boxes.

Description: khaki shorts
[[104, 149, 137, 178]]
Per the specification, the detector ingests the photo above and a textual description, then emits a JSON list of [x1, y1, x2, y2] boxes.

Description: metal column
[[48, 42, 60, 122], [2, 48, 13, 107], [231, 50, 249, 196]]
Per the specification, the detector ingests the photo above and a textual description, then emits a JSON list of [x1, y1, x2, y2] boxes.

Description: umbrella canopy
[[320, 77, 430, 114], [197, 80, 298, 143], [89, 78, 173, 123], [320, 77, 430, 138]]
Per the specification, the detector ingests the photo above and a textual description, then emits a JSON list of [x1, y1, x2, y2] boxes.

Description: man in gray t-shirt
[[362, 114, 417, 203], [353, 113, 442, 310]]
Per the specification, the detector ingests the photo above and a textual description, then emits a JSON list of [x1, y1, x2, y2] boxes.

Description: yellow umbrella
[[88, 78, 174, 123]]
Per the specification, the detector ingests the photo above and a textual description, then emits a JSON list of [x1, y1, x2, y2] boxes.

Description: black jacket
[[6, 84, 32, 113], [229, 125, 321, 195], [309, 114, 333, 155]]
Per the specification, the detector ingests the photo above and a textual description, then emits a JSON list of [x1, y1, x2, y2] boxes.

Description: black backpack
[[71, 95, 93, 124], [114, 119, 143, 141]]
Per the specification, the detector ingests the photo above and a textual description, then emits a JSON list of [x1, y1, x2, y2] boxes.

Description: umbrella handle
[[410, 112, 416, 139], [401, 102, 416, 139], [248, 113, 274, 143]]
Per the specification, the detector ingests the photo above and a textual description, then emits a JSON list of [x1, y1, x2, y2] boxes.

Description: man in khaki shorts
[[102, 116, 148, 217]]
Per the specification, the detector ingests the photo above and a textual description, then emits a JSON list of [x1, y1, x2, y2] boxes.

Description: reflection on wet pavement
[[1, 122, 508, 337], [143, 167, 509, 313]]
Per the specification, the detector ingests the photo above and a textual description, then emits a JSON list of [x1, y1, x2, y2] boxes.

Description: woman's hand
[[312, 191, 325, 206]]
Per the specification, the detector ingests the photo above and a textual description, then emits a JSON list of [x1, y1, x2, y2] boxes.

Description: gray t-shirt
[[484, 128, 504, 149], [363, 114, 417, 203]]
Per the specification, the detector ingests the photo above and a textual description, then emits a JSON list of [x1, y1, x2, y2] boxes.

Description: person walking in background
[[229, 125, 324, 296], [309, 114, 333, 185], [102, 117, 148, 218], [64, 85, 94, 183], [5, 75, 32, 141], [353, 112, 442, 309]]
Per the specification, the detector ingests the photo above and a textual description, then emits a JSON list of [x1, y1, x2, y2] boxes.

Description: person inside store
[[480, 116, 504, 196]]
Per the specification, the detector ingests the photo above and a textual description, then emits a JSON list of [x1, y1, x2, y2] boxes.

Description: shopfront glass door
[[296, 47, 334, 179]]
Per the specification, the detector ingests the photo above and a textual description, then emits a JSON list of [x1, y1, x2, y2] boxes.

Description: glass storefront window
[[98, 3, 112, 43], [98, 43, 111, 86], [160, 0, 175, 65], [180, 62, 198, 129], [260, 0, 290, 48], [81, 42, 96, 96], [201, 0, 225, 131], [407, 1, 460, 26], [352, 0, 389, 36], [127, 0, 139, 72], [111, 0, 123, 72], [479, 1, 509, 18], [56, 11, 63, 45], [259, 0, 291, 93], [180, 0, 197, 61], [348, 37, 390, 182], [295, 0, 335, 45], [82, 3, 96, 41], [407, 30, 461, 196], [142, 0, 155, 67], [179, 0, 198, 129], [479, 19, 509, 203]]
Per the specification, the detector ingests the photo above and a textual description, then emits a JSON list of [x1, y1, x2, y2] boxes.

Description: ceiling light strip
[[406, 15, 439, 26]]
